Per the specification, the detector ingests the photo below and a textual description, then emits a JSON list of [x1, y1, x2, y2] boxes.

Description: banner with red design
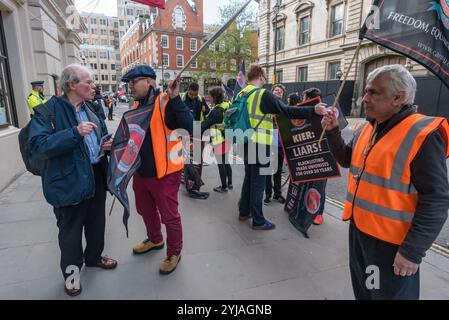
[[276, 98, 341, 183]]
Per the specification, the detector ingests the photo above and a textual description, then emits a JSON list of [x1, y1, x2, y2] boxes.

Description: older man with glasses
[[28, 64, 117, 297]]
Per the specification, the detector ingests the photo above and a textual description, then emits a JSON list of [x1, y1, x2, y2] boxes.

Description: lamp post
[[272, 0, 280, 84], [161, 39, 165, 87]]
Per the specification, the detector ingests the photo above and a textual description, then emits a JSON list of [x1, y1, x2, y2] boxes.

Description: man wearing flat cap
[[27, 81, 47, 115], [121, 64, 193, 275]]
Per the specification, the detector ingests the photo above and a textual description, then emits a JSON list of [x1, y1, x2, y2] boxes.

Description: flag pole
[[108, 196, 116, 216], [173, 0, 255, 83], [318, 40, 363, 144]]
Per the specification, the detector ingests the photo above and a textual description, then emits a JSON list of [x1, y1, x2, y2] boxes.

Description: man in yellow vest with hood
[[322, 64, 449, 300], [27, 81, 47, 115]]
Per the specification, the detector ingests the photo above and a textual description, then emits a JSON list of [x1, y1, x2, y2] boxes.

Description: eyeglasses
[[128, 77, 147, 85], [79, 80, 95, 87]]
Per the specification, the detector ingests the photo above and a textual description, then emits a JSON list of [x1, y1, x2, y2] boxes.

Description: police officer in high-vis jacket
[[237, 65, 328, 230], [27, 81, 47, 115]]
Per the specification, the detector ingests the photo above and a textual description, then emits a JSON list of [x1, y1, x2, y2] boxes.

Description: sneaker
[[213, 186, 228, 193], [228, 184, 233, 190], [159, 255, 181, 275], [252, 221, 276, 230], [133, 239, 164, 255], [264, 196, 271, 204], [273, 195, 286, 204], [313, 215, 324, 225]]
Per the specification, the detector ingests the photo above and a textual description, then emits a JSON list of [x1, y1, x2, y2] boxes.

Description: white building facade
[[0, 0, 83, 190], [258, 0, 429, 115]]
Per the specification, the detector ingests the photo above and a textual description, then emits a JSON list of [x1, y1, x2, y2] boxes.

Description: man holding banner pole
[[322, 64, 449, 300], [120, 65, 193, 275]]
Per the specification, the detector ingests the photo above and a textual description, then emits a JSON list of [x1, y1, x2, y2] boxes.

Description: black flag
[[287, 180, 327, 238], [107, 93, 156, 236], [360, 0, 449, 88]]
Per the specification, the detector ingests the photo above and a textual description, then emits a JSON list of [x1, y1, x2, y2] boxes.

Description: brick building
[[120, 0, 204, 90]]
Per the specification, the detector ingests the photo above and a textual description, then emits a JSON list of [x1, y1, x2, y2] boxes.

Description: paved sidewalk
[[0, 163, 448, 299], [0, 115, 447, 299]]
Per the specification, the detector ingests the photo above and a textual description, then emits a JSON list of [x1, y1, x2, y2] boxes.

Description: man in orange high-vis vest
[[122, 65, 193, 275], [322, 64, 449, 300]]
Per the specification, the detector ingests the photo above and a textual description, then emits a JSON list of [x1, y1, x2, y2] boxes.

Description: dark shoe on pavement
[[94, 256, 117, 269], [264, 196, 271, 204], [64, 283, 82, 297], [213, 186, 228, 193], [228, 184, 233, 190], [252, 221, 276, 230], [313, 214, 324, 225], [273, 195, 286, 204], [238, 215, 251, 221]]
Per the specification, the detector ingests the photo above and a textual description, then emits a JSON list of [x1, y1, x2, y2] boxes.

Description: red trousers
[[132, 171, 183, 256]]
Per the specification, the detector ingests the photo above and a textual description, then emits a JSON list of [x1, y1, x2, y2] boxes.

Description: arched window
[[173, 6, 186, 29], [174, 8, 183, 28]]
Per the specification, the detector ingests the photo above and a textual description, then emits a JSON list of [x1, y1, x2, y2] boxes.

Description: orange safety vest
[[150, 93, 184, 179], [343, 113, 449, 245]]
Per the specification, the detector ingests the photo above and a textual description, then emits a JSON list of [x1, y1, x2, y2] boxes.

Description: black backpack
[[18, 104, 55, 176]]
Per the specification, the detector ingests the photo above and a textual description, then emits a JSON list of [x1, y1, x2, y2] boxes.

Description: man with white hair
[[28, 64, 117, 297], [322, 64, 449, 299]]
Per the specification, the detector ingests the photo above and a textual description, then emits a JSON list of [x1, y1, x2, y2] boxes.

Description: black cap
[[122, 65, 156, 82], [31, 81, 45, 86]]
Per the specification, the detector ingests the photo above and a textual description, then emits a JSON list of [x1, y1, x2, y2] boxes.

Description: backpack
[[18, 104, 55, 176], [223, 87, 266, 144]]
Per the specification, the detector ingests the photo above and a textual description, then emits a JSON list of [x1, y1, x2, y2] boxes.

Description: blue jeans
[[238, 163, 267, 226]]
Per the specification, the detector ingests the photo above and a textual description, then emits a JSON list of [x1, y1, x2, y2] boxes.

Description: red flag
[[131, 0, 165, 9]]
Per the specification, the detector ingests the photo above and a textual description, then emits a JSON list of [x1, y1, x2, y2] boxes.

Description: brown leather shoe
[[64, 283, 82, 297], [95, 256, 117, 269]]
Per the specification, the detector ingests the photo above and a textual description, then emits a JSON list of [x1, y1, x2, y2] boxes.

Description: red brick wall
[[140, 0, 204, 71]]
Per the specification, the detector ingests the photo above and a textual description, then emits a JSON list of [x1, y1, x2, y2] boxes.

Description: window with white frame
[[328, 61, 341, 79], [176, 37, 183, 50], [191, 59, 197, 68], [275, 25, 285, 51], [219, 41, 226, 52], [210, 61, 216, 70], [161, 35, 169, 48], [190, 38, 197, 51], [330, 3, 344, 37], [297, 66, 308, 82], [176, 55, 184, 67], [299, 16, 310, 45], [230, 59, 237, 72], [162, 54, 169, 67], [173, 7, 186, 29]]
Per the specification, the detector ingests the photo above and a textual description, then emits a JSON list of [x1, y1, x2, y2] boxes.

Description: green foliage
[[196, 0, 258, 79]]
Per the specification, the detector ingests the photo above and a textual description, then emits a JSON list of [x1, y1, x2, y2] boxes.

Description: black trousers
[[265, 146, 284, 198], [215, 153, 232, 188], [53, 164, 107, 279], [108, 106, 113, 120], [349, 221, 420, 300], [238, 164, 267, 226]]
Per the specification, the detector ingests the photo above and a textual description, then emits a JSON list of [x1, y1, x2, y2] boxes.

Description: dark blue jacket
[[28, 95, 109, 208]]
